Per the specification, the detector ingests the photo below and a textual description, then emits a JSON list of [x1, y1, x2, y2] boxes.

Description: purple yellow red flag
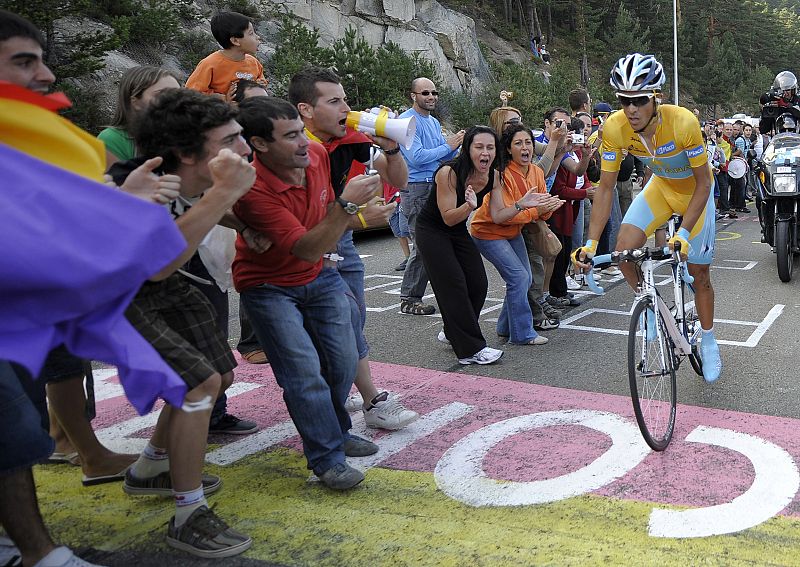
[[0, 82, 189, 414], [0, 144, 188, 414]]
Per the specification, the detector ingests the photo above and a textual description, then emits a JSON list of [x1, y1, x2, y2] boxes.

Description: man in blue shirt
[[398, 77, 464, 315]]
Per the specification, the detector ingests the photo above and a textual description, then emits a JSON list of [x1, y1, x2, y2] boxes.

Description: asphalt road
[[349, 213, 797, 419]]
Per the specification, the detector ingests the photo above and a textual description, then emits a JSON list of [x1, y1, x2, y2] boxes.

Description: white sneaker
[[32, 546, 107, 567], [363, 392, 419, 430], [437, 330, 450, 344], [344, 392, 364, 412], [601, 266, 621, 276], [566, 276, 581, 290], [458, 346, 504, 365]]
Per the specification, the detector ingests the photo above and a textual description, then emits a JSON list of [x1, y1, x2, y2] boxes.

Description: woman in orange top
[[470, 124, 563, 345]]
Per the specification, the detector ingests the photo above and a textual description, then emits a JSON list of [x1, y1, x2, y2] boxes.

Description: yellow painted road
[[36, 449, 800, 566]]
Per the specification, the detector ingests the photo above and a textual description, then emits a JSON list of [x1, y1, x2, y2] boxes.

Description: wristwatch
[[336, 197, 359, 215]]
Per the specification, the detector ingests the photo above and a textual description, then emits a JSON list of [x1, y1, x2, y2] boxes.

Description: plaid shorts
[[126, 274, 236, 390]]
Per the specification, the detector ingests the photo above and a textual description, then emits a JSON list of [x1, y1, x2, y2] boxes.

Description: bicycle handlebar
[[583, 246, 693, 295]]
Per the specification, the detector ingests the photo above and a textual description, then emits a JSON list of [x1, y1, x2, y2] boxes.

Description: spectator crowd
[[0, 8, 777, 565]]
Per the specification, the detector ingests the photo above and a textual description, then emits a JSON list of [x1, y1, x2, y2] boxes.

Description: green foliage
[[114, 1, 184, 52], [5, 0, 120, 80], [206, 0, 263, 19], [603, 4, 650, 72], [58, 81, 106, 134], [176, 30, 218, 71], [269, 16, 333, 98], [269, 17, 436, 111], [439, 58, 581, 131]]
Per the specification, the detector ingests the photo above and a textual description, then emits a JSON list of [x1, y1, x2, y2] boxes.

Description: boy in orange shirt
[[186, 11, 267, 98]]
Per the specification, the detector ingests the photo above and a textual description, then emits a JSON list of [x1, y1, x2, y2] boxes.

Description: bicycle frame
[[586, 215, 697, 358]]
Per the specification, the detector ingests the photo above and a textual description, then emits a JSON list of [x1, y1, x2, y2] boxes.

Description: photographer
[[760, 71, 800, 134]]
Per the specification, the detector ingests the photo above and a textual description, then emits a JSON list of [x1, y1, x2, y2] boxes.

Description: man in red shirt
[[233, 97, 382, 490]]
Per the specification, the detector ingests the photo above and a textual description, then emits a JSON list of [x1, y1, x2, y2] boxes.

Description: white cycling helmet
[[610, 53, 666, 93]]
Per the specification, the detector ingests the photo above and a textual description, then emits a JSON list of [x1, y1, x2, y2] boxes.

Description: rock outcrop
[[265, 0, 491, 93]]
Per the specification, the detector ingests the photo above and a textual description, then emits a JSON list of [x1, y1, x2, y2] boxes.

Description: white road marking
[[559, 305, 784, 347], [434, 410, 651, 507], [713, 260, 758, 271], [649, 426, 799, 538], [208, 402, 473, 468], [94, 382, 261, 454]]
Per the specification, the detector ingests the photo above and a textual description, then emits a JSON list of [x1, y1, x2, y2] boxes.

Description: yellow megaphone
[[346, 107, 417, 150]]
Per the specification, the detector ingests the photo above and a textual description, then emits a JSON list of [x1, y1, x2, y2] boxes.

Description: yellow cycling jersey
[[600, 105, 707, 193]]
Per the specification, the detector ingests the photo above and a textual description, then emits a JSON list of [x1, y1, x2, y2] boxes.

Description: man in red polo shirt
[[232, 96, 382, 490]]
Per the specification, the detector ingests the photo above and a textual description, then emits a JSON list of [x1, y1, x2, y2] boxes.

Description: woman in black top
[[414, 126, 506, 365]]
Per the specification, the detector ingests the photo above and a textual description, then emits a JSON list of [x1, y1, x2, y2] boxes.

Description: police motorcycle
[[754, 106, 800, 282]]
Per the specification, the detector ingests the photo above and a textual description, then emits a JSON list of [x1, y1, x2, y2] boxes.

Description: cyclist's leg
[[617, 177, 673, 291], [676, 187, 716, 330], [678, 188, 722, 382]]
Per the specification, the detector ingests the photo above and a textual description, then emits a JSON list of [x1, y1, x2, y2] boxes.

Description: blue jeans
[[0, 361, 54, 473], [240, 268, 357, 476], [571, 199, 585, 252], [336, 230, 369, 359], [473, 234, 538, 344], [400, 182, 433, 301]]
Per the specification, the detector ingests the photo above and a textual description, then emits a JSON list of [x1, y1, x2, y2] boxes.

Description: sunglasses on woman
[[616, 93, 654, 107]]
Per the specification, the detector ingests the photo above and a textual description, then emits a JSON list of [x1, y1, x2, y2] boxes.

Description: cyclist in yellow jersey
[[572, 53, 722, 383]]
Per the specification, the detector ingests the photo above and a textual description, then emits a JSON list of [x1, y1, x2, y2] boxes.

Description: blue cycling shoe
[[700, 331, 722, 383]]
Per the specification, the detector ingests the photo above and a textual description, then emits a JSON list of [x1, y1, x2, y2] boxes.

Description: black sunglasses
[[616, 94, 653, 107], [414, 90, 439, 97]]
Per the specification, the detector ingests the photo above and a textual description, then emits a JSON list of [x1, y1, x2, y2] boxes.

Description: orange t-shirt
[[185, 51, 266, 95], [470, 161, 548, 240]]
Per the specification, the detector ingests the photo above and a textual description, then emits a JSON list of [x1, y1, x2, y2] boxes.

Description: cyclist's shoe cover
[[700, 331, 722, 383], [645, 307, 657, 342]]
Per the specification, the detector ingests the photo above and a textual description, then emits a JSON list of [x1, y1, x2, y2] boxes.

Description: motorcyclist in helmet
[[760, 71, 800, 134]]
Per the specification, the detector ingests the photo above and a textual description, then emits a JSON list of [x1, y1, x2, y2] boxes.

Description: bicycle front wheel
[[628, 297, 677, 451]]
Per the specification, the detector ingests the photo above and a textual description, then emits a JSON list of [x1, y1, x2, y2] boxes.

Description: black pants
[[717, 172, 730, 211], [415, 223, 488, 359], [549, 232, 572, 299], [729, 175, 747, 210]]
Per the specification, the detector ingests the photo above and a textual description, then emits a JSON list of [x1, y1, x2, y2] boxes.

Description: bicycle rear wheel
[[628, 297, 677, 451]]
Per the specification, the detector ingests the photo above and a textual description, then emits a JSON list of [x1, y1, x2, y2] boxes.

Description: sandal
[[242, 350, 268, 364], [400, 299, 435, 315], [47, 451, 81, 466]]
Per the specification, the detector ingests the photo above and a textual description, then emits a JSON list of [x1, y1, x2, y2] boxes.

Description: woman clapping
[[470, 124, 563, 345]]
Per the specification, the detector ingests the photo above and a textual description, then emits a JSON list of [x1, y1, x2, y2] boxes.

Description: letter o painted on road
[[434, 410, 651, 507]]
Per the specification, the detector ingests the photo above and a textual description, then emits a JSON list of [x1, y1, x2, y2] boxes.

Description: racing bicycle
[[586, 215, 704, 451]]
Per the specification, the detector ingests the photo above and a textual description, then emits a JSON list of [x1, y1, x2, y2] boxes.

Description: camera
[[571, 133, 585, 145], [555, 119, 565, 129]]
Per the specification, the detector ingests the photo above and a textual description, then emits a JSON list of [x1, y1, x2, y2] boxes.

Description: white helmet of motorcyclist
[[776, 113, 799, 134], [773, 71, 798, 102]]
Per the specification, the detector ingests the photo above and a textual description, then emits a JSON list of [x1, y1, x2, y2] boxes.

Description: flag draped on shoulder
[[0, 82, 190, 415]]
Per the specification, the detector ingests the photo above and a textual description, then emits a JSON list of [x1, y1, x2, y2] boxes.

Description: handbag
[[525, 220, 562, 258]]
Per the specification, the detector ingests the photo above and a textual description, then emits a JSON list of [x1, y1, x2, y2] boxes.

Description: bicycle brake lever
[[586, 253, 612, 295]]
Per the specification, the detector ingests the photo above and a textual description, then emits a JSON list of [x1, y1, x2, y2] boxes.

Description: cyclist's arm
[[680, 164, 712, 235], [585, 169, 620, 242]]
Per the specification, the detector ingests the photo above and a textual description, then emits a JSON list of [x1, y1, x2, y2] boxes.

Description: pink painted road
[[90, 359, 800, 521], [37, 358, 800, 565]]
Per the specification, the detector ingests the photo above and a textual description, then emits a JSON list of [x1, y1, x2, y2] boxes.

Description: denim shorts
[[389, 205, 410, 238], [0, 360, 54, 473]]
